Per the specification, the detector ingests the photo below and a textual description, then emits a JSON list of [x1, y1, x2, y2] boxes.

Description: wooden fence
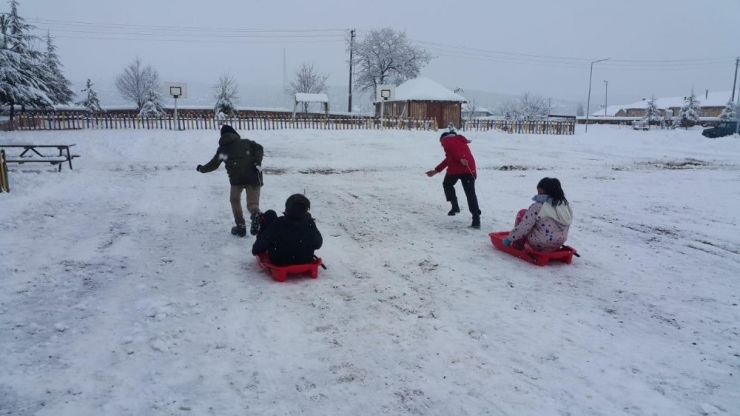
[[12, 114, 437, 131], [462, 119, 576, 135], [9, 114, 576, 135]]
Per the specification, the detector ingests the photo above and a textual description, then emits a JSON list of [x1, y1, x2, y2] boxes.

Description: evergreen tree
[[43, 31, 73, 105], [138, 88, 163, 118], [718, 99, 738, 122], [75, 79, 103, 113], [642, 95, 661, 127], [213, 73, 238, 117], [672, 88, 701, 129], [5, 0, 32, 52], [0, 1, 54, 121]]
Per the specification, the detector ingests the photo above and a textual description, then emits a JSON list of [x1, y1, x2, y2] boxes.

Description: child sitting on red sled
[[503, 177, 573, 252], [252, 194, 323, 266]]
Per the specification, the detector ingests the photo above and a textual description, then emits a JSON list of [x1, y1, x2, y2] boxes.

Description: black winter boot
[[250, 211, 262, 236], [471, 215, 481, 229], [448, 201, 461, 216], [231, 224, 247, 237]]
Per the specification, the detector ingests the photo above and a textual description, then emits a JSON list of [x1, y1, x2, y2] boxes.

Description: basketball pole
[[174, 95, 179, 131], [380, 99, 385, 130]]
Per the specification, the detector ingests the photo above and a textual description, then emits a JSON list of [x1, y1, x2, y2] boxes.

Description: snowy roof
[[387, 77, 467, 102], [602, 90, 734, 114], [592, 105, 625, 117], [462, 103, 493, 114], [295, 93, 329, 103]]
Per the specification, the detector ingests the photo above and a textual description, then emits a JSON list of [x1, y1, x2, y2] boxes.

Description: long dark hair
[[537, 177, 568, 206]]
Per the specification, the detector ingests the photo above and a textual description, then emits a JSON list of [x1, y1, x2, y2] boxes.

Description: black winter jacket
[[252, 216, 323, 266], [199, 132, 264, 186]]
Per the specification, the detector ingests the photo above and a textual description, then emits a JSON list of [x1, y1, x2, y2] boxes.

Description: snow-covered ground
[[1, 125, 739, 416]]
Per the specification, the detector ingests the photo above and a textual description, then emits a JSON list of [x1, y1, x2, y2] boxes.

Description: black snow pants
[[442, 173, 480, 216]]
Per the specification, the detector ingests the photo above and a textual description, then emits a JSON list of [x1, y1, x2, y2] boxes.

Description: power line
[[39, 27, 347, 39], [424, 46, 732, 71], [352, 29, 733, 65], [32, 18, 735, 70], [51, 34, 345, 44], [34, 18, 348, 34]]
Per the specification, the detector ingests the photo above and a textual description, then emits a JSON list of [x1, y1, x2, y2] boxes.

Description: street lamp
[[604, 80, 609, 116], [585, 58, 610, 133]]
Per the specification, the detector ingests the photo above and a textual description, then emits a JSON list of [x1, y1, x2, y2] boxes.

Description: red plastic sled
[[255, 253, 323, 282], [489, 231, 577, 266]]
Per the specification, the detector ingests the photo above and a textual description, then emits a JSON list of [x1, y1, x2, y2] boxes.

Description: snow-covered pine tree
[[672, 88, 701, 129], [75, 79, 103, 113], [642, 95, 661, 128], [213, 74, 238, 117], [718, 99, 738, 122], [0, 0, 54, 121], [43, 31, 74, 105], [138, 88, 164, 118]]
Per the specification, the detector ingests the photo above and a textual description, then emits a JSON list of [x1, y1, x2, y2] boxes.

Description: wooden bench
[[0, 144, 79, 172]]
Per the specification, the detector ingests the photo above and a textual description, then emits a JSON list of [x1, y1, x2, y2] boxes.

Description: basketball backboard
[[164, 82, 188, 99], [376, 84, 395, 102]]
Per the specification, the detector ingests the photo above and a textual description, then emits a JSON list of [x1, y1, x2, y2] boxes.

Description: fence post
[[0, 149, 9, 193]]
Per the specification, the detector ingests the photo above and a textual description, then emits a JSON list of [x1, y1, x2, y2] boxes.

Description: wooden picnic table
[[0, 144, 79, 172]]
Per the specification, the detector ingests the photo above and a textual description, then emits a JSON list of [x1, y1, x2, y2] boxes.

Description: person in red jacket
[[426, 131, 481, 228]]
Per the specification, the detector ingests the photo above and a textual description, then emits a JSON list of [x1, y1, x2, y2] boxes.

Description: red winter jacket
[[434, 134, 477, 177]]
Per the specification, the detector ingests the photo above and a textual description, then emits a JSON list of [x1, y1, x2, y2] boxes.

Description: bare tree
[[349, 28, 432, 94], [519, 92, 550, 119], [576, 103, 585, 117], [498, 99, 518, 120], [464, 99, 478, 120], [287, 62, 328, 113], [115, 57, 160, 110], [499, 92, 550, 120], [213, 73, 239, 117]]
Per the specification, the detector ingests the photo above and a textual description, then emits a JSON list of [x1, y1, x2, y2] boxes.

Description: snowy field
[[1, 125, 739, 416]]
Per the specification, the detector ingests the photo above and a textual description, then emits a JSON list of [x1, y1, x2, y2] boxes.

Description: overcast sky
[[15, 0, 740, 106]]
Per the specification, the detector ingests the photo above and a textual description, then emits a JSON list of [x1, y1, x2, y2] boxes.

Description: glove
[[254, 165, 262, 173], [502, 237, 512, 246], [196, 165, 202, 172]]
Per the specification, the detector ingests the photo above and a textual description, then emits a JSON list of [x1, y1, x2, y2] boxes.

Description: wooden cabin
[[375, 77, 466, 128]]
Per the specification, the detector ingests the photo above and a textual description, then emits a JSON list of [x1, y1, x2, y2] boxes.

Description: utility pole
[[348, 29, 355, 113], [736, 76, 740, 136], [585, 58, 610, 133], [732, 57, 739, 103], [604, 80, 609, 116]]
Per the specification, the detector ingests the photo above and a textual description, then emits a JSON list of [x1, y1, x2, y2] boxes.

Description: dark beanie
[[439, 131, 456, 141], [221, 125, 237, 135], [285, 194, 311, 219]]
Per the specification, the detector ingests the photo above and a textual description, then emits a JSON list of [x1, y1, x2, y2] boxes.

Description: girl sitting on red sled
[[503, 177, 573, 253]]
